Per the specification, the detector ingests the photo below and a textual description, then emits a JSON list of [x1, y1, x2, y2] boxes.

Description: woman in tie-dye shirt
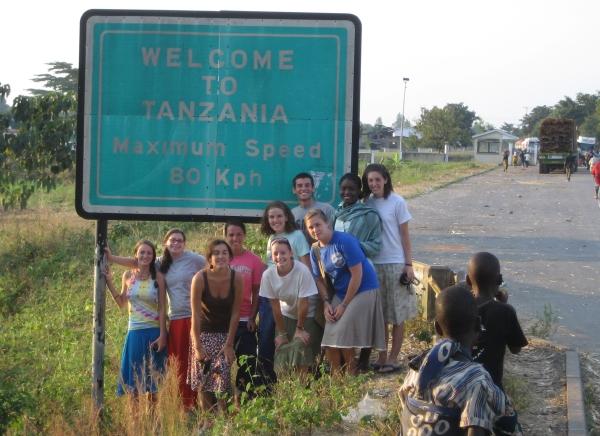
[[105, 240, 167, 397]]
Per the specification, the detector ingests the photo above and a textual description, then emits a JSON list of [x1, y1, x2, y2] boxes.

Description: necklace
[[136, 270, 150, 280]]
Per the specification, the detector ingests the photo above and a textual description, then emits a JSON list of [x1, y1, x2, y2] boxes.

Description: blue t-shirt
[[310, 231, 379, 300]]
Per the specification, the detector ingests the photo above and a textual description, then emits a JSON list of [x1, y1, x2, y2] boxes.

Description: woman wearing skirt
[[188, 239, 243, 413], [304, 209, 385, 375], [104, 240, 167, 399]]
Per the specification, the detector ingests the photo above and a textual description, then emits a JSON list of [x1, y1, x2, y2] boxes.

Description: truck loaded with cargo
[[538, 118, 578, 174]]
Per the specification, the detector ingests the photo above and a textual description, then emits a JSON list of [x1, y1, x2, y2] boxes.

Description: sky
[[2, 0, 599, 128]]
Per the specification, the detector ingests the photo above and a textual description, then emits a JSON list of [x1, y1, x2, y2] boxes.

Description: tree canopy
[[415, 103, 478, 150], [1, 63, 78, 210], [27, 62, 78, 96]]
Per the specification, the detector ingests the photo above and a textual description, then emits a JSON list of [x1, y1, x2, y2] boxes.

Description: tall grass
[[0, 158, 494, 433]]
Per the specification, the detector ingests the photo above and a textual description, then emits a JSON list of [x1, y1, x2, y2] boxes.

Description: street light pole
[[399, 77, 409, 160]]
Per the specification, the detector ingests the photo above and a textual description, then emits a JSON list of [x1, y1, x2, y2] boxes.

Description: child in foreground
[[399, 284, 521, 435], [467, 252, 528, 391]]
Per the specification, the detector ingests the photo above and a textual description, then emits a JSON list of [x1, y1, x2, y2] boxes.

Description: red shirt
[[230, 250, 265, 320], [592, 161, 600, 185]]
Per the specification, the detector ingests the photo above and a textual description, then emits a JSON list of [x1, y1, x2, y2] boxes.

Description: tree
[[27, 62, 78, 96], [1, 89, 76, 210], [393, 112, 411, 129], [579, 100, 600, 142], [0, 82, 10, 114], [500, 122, 521, 137], [520, 105, 552, 137], [472, 120, 495, 135], [414, 103, 478, 150], [415, 106, 462, 151]]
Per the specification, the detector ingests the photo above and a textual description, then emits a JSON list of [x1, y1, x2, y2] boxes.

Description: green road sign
[[76, 10, 361, 221]]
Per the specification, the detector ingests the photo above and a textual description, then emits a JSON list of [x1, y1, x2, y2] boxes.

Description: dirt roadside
[[581, 352, 600, 434]]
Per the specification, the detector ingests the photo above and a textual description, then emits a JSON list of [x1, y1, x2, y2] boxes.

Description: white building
[[472, 129, 518, 164]]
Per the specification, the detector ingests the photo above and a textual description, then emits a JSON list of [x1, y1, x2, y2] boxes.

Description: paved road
[[409, 164, 600, 351]]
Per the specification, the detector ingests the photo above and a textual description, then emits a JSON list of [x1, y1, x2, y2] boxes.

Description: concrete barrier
[[413, 261, 457, 320]]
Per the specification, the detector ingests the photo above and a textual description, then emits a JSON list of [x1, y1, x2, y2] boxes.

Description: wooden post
[[92, 219, 108, 411]]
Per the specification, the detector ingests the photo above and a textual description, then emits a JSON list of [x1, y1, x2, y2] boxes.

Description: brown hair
[[224, 219, 246, 235], [362, 163, 393, 199], [303, 208, 329, 225], [205, 239, 233, 268], [269, 237, 293, 253], [133, 239, 158, 282], [260, 201, 297, 235], [159, 228, 185, 274]]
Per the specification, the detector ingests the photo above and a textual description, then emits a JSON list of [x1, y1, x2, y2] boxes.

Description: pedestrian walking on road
[[519, 150, 526, 168], [590, 157, 600, 200], [502, 150, 509, 172]]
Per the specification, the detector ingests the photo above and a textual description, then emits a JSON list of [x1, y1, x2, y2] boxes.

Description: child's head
[[467, 252, 502, 296], [260, 201, 296, 235], [435, 284, 479, 343]]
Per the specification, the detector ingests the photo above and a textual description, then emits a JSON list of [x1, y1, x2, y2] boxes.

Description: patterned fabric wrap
[[400, 339, 511, 434], [187, 332, 232, 395]]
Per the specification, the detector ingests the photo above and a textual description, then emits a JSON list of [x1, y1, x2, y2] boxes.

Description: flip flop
[[369, 363, 383, 371], [378, 364, 401, 374]]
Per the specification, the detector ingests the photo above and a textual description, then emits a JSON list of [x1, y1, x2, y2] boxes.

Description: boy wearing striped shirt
[[399, 285, 520, 435]]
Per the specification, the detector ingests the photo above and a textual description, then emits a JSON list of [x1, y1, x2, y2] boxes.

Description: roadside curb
[[566, 350, 588, 435], [404, 165, 497, 200]]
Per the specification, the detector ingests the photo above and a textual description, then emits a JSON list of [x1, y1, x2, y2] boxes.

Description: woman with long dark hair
[[105, 228, 206, 408], [362, 163, 417, 373], [104, 240, 167, 398]]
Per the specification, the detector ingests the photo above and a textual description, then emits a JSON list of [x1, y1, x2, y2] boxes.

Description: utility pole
[[399, 77, 410, 160]]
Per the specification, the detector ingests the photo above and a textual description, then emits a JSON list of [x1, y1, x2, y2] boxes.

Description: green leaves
[[1, 89, 76, 210], [415, 102, 478, 151]]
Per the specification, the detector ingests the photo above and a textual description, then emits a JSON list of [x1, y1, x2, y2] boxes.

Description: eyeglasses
[[168, 238, 185, 244]]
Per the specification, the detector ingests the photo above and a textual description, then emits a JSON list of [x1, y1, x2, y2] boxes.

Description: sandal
[[378, 364, 401, 374]]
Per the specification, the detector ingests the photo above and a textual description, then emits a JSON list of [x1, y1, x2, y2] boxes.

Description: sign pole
[[92, 218, 108, 411]]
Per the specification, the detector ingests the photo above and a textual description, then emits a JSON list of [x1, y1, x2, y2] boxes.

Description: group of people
[[103, 162, 529, 434], [103, 163, 417, 413], [503, 149, 531, 170]]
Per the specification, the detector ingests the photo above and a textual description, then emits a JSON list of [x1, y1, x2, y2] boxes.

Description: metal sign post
[[91, 219, 108, 410]]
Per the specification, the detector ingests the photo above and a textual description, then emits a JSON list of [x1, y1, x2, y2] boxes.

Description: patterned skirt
[[187, 332, 232, 395]]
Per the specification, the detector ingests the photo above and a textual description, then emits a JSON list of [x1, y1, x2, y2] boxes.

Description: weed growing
[[528, 303, 558, 339], [503, 373, 531, 413]]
